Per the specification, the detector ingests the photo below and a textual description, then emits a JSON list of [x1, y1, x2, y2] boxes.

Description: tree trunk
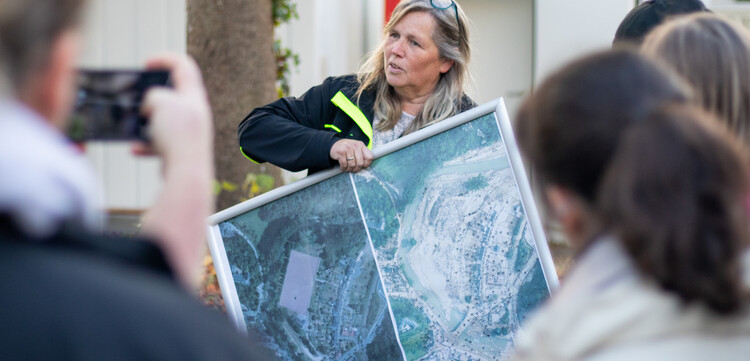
[[187, 0, 283, 211]]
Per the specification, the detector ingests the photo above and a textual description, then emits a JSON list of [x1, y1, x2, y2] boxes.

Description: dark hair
[[613, 0, 709, 46], [598, 104, 749, 314], [0, 0, 87, 93], [517, 49, 749, 314], [516, 49, 688, 202]]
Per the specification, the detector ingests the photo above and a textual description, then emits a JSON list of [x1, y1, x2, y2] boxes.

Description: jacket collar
[[0, 100, 103, 238]]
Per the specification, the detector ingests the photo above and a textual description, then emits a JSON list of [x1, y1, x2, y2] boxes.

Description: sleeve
[[237, 76, 344, 172]]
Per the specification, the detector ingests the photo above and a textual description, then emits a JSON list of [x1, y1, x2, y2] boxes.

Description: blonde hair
[[641, 13, 750, 145], [355, 0, 471, 134]]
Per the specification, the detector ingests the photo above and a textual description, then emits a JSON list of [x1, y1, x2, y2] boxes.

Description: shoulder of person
[[319, 74, 361, 96], [516, 257, 750, 361], [0, 229, 269, 360], [290, 74, 361, 105], [459, 94, 477, 112]]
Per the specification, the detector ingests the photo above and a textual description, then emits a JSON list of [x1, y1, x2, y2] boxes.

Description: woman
[[238, 0, 473, 174], [641, 13, 750, 145], [510, 50, 750, 360]]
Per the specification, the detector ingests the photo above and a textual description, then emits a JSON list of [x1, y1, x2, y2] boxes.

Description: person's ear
[[22, 29, 80, 128], [546, 186, 573, 219], [45, 30, 80, 128], [545, 185, 588, 246], [439, 58, 454, 74]]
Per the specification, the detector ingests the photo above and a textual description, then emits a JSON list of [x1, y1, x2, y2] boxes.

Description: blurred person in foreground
[[0, 0, 269, 359], [641, 13, 750, 146], [613, 0, 708, 46], [510, 50, 750, 360], [238, 0, 474, 174]]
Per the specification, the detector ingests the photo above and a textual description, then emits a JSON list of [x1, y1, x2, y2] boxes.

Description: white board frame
[[206, 97, 559, 334]]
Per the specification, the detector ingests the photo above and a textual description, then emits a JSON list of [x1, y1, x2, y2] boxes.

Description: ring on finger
[[347, 156, 355, 161]]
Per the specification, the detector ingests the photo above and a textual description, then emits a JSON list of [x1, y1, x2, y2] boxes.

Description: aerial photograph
[[219, 173, 403, 360], [353, 114, 551, 360], [216, 113, 551, 361]]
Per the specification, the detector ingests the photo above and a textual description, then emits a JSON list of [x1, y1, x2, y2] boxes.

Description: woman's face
[[384, 11, 454, 100]]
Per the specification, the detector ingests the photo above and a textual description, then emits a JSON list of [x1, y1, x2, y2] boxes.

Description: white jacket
[[511, 236, 750, 361]]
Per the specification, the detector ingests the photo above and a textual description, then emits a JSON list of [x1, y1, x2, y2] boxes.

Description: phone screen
[[67, 69, 170, 142]]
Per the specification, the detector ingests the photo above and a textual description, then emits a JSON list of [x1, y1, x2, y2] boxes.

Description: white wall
[[79, 0, 186, 210], [463, 0, 533, 119], [278, 0, 385, 96], [534, 0, 634, 84], [281, 0, 533, 119], [281, 0, 635, 124], [711, 0, 750, 29], [80, 0, 383, 208]]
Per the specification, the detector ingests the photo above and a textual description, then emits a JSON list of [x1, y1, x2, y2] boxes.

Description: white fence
[[79, 0, 186, 210]]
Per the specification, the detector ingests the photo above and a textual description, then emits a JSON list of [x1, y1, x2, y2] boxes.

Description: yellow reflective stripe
[[330, 91, 372, 149], [239, 147, 260, 164], [324, 124, 342, 133]]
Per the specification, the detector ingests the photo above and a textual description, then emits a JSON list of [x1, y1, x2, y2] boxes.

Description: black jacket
[[238, 74, 475, 173], [0, 218, 272, 361]]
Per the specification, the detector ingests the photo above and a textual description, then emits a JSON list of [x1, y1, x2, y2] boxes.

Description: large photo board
[[208, 99, 558, 361]]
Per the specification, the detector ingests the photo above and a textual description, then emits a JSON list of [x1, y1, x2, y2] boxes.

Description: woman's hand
[[330, 139, 374, 172]]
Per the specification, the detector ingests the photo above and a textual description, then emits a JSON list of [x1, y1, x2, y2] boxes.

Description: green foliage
[[514, 235, 532, 273], [390, 298, 433, 360], [357, 114, 501, 216], [214, 171, 276, 203], [274, 39, 300, 98], [463, 174, 489, 191], [355, 178, 400, 249], [213, 180, 237, 195], [365, 318, 403, 359], [272, 0, 298, 26], [516, 263, 550, 323], [220, 174, 403, 358], [490, 326, 508, 337], [272, 0, 299, 97], [402, 237, 417, 250], [254, 173, 276, 191]]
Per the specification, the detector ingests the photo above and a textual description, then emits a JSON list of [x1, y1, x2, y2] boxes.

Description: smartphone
[[67, 69, 171, 142]]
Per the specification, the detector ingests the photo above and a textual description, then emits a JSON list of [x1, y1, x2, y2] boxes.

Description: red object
[[72, 142, 86, 153], [385, 0, 400, 25]]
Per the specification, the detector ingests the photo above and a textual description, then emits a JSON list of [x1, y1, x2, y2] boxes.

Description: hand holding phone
[[138, 54, 213, 162], [67, 69, 170, 142], [137, 53, 214, 288]]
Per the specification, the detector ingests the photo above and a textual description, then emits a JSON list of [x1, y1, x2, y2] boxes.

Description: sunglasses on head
[[430, 0, 462, 47]]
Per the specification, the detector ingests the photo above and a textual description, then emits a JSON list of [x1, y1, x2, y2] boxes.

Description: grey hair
[[355, 0, 471, 134], [641, 13, 750, 146]]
